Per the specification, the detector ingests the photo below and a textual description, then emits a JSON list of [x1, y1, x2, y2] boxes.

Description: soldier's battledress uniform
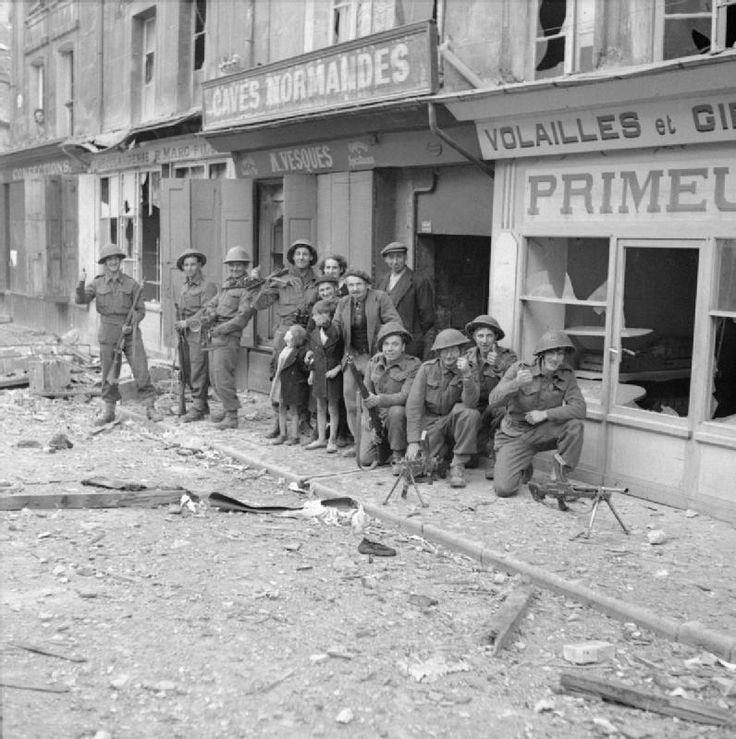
[[176, 274, 218, 414], [359, 350, 422, 467], [406, 357, 481, 463], [75, 271, 156, 404], [489, 360, 586, 497], [196, 276, 257, 413]]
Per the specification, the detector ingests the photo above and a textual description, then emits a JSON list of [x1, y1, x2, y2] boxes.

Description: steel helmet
[[376, 321, 412, 350], [286, 239, 318, 265], [176, 248, 207, 271], [465, 314, 505, 341], [97, 244, 127, 264], [533, 329, 575, 355], [223, 246, 251, 264], [431, 328, 469, 352]]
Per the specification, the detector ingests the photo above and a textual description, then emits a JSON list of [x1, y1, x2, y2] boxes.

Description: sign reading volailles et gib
[[202, 21, 437, 130]]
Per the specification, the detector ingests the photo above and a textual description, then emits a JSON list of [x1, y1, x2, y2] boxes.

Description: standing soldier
[[173, 248, 218, 423], [405, 328, 481, 488], [489, 329, 586, 497], [464, 315, 517, 479], [76, 244, 161, 425], [193, 246, 258, 430], [376, 242, 436, 359], [253, 238, 319, 438]]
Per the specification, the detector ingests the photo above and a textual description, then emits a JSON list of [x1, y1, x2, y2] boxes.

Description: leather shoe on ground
[[449, 464, 466, 488], [358, 538, 396, 557]]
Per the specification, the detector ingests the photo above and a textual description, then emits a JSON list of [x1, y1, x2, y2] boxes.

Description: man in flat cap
[[376, 242, 435, 359], [173, 248, 218, 422]]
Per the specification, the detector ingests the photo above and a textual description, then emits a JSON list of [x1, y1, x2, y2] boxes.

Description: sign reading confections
[[475, 95, 736, 159], [202, 22, 437, 129]]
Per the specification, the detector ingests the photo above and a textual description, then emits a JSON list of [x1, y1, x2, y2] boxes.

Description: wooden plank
[[560, 670, 736, 727], [0, 679, 69, 694], [487, 584, 535, 656], [0, 488, 185, 511], [9, 641, 87, 663]]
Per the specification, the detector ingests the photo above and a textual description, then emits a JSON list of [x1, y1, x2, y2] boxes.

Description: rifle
[[346, 354, 387, 470], [175, 307, 191, 415], [106, 282, 145, 385]]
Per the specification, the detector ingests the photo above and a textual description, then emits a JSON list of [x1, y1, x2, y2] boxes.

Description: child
[[304, 300, 344, 453], [268, 324, 310, 445]]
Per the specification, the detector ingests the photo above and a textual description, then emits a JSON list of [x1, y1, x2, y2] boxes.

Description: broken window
[[661, 0, 736, 59], [192, 0, 206, 71], [710, 240, 736, 422], [533, 0, 596, 79]]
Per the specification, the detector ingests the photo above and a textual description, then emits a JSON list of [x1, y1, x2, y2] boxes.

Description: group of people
[[76, 239, 587, 498]]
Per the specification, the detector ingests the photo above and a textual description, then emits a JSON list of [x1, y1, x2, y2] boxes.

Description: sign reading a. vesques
[[202, 22, 436, 130]]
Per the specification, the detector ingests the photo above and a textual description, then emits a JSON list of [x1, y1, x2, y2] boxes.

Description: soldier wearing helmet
[[464, 315, 518, 480], [173, 248, 218, 423], [405, 328, 481, 488], [75, 244, 161, 425], [252, 238, 319, 439], [191, 245, 260, 430], [488, 329, 586, 497], [358, 322, 422, 471]]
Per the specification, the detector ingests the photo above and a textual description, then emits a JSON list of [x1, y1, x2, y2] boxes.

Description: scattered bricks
[[563, 641, 615, 664]]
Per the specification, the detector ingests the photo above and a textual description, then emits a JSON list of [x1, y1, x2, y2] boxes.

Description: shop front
[[442, 62, 736, 521]]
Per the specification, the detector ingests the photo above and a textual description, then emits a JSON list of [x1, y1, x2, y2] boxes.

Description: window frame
[[56, 47, 74, 137], [654, 0, 736, 60]]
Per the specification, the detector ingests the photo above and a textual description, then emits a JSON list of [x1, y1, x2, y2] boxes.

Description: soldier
[[358, 321, 422, 471], [76, 244, 161, 425], [405, 328, 481, 488], [464, 315, 517, 479], [193, 246, 258, 430], [376, 242, 436, 359], [489, 329, 586, 498], [332, 269, 402, 455], [173, 248, 218, 422], [253, 238, 319, 438]]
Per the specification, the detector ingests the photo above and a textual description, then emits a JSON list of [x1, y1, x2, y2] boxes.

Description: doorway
[[420, 234, 491, 331]]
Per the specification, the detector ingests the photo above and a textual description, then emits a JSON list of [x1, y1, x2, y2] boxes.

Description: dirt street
[[1, 325, 736, 738]]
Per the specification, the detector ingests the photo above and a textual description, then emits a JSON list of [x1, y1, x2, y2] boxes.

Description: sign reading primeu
[[202, 22, 436, 129]]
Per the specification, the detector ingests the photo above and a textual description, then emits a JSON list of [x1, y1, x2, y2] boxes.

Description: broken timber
[[487, 583, 535, 655], [559, 670, 736, 727], [0, 487, 186, 511]]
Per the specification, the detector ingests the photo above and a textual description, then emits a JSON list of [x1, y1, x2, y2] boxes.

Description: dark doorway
[[419, 234, 491, 332]]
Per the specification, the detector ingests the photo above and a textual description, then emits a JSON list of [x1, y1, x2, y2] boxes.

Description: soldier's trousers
[[358, 405, 407, 467], [493, 419, 584, 497], [99, 330, 155, 404], [422, 403, 481, 461], [209, 333, 241, 412], [185, 329, 210, 412]]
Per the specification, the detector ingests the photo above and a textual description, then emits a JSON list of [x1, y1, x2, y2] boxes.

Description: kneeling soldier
[[174, 248, 218, 422], [405, 328, 481, 488], [489, 329, 586, 497], [358, 321, 422, 470]]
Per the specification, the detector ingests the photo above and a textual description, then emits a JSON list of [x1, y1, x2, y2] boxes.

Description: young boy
[[305, 300, 344, 453], [269, 325, 310, 445]]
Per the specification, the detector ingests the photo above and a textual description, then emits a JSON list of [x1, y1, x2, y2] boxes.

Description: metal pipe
[[427, 101, 494, 179]]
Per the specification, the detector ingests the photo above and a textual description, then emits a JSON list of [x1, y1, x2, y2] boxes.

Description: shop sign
[[476, 95, 736, 160], [523, 156, 736, 222], [202, 22, 436, 130], [4, 158, 84, 183], [89, 136, 220, 174]]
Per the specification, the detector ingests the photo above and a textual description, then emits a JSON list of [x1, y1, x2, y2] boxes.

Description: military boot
[[182, 407, 206, 423], [146, 398, 163, 422], [449, 464, 467, 488], [210, 409, 226, 423], [93, 401, 116, 427], [216, 411, 238, 430], [264, 409, 281, 439]]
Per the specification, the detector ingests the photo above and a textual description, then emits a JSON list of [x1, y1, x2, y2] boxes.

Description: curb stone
[[120, 412, 736, 663]]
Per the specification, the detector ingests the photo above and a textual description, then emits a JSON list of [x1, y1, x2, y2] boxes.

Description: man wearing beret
[[254, 238, 319, 437], [376, 242, 436, 359], [173, 248, 218, 422], [332, 269, 402, 455], [76, 244, 161, 425], [464, 315, 517, 479]]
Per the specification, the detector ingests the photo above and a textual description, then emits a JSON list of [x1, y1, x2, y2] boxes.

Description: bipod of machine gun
[[383, 431, 436, 508], [528, 454, 630, 538]]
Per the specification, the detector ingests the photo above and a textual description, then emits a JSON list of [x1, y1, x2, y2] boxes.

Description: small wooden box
[[27, 358, 72, 395]]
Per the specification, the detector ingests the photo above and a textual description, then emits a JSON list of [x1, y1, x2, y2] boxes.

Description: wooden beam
[[560, 670, 736, 727], [0, 488, 185, 511], [487, 584, 535, 655]]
